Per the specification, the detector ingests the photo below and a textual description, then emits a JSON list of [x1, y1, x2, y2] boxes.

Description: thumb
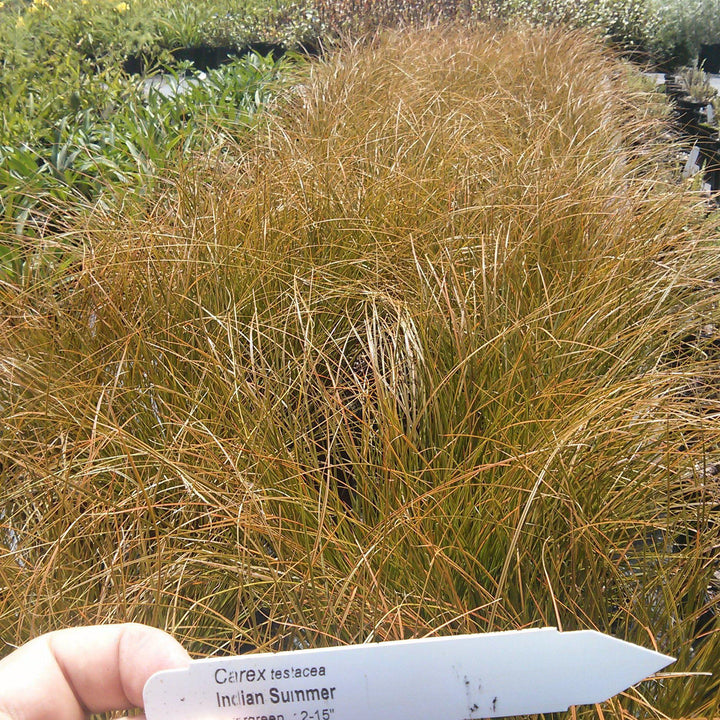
[[0, 624, 190, 720]]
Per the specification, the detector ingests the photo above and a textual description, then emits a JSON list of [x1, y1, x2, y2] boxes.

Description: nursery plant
[[310, 0, 720, 66], [678, 64, 718, 104], [0, 0, 319, 269], [0, 51, 295, 277], [1, 24, 719, 719]]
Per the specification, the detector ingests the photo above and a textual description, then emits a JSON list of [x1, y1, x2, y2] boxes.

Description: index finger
[[0, 623, 191, 720]]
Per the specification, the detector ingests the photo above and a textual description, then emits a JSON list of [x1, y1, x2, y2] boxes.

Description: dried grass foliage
[[1, 26, 720, 716]]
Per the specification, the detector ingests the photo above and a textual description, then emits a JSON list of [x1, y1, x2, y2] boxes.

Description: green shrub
[[200, 3, 325, 49], [0, 51, 293, 275], [648, 0, 720, 68], [483, 0, 651, 49]]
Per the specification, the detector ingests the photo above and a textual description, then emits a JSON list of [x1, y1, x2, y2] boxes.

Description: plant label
[[144, 627, 674, 720]]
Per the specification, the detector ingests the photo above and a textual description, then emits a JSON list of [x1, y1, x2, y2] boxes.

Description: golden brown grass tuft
[[1, 25, 720, 717]]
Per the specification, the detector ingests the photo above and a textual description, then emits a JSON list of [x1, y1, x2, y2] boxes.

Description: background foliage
[[1, 0, 720, 255]]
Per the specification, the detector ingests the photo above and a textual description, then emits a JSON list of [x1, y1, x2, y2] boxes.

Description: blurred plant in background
[[0, 51, 294, 279], [200, 3, 325, 50], [648, 0, 720, 68]]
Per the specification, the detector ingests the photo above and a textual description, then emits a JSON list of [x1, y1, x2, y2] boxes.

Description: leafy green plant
[[0, 0, 312, 267], [648, 0, 720, 68], [155, 2, 207, 48], [487, 0, 652, 50], [0, 51, 293, 278], [200, 2, 324, 49], [312, 0, 472, 35]]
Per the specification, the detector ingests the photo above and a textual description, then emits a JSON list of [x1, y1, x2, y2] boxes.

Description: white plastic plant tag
[[143, 627, 674, 720]]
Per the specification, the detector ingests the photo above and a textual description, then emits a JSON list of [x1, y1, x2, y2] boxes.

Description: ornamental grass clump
[[2, 25, 720, 718]]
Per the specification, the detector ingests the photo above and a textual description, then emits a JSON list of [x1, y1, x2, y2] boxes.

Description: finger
[[0, 624, 190, 720]]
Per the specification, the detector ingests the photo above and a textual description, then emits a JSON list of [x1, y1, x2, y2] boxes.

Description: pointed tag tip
[[652, 650, 676, 673]]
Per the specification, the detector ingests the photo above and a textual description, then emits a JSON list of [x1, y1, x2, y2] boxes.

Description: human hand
[[0, 623, 190, 720]]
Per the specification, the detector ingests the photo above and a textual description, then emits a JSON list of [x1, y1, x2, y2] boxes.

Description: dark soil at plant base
[[662, 73, 720, 197], [122, 39, 322, 75]]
